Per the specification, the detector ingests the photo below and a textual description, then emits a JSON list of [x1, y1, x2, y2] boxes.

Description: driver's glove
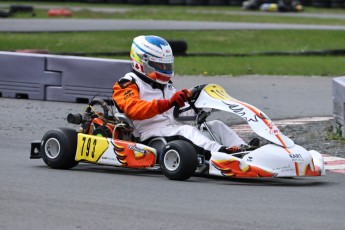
[[157, 89, 189, 113]]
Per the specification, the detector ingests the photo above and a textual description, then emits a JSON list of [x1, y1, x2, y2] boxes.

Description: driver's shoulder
[[117, 73, 137, 89]]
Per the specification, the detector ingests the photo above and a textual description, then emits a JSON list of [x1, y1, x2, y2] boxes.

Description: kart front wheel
[[41, 128, 79, 169], [160, 140, 198, 180]]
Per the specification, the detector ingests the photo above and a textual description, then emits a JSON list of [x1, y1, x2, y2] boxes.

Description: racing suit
[[112, 71, 245, 153]]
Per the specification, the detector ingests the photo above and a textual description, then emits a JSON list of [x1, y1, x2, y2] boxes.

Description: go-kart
[[30, 84, 325, 180]]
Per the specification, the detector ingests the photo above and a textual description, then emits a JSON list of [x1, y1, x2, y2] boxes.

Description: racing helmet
[[130, 35, 174, 84]]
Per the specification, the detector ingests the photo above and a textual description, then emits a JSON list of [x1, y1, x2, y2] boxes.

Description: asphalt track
[[3, 19, 345, 32], [1, 75, 343, 230]]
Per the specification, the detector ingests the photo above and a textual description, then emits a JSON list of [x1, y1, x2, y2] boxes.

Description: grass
[[326, 127, 345, 143], [1, 30, 345, 76], [1, 1, 345, 76], [2, 30, 345, 54], [175, 56, 345, 76]]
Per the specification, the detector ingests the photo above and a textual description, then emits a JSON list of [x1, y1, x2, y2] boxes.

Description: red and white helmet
[[130, 35, 174, 84]]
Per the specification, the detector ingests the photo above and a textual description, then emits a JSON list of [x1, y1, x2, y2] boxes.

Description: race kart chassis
[[30, 84, 325, 180]]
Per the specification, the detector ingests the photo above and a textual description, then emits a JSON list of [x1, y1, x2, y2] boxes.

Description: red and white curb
[[323, 154, 345, 174]]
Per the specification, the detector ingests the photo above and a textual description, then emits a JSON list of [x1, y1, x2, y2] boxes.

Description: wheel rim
[[45, 138, 61, 159], [164, 149, 180, 171]]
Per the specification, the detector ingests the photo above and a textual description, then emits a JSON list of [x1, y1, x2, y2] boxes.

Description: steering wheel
[[173, 84, 207, 121], [85, 98, 110, 119], [67, 98, 110, 125]]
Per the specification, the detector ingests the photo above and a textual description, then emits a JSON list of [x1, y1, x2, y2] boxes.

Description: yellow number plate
[[75, 133, 109, 162]]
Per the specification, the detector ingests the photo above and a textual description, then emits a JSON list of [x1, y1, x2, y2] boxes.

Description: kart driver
[[112, 35, 258, 156]]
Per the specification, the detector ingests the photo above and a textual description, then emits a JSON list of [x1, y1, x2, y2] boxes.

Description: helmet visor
[[148, 60, 173, 74]]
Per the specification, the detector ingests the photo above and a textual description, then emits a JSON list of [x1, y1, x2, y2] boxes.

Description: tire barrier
[[169, 0, 186, 4], [186, 0, 208, 5], [0, 4, 36, 17], [9, 5, 35, 15], [0, 9, 10, 18], [108, 0, 127, 3], [229, 0, 245, 6], [208, 0, 229, 5], [330, 0, 345, 8], [332, 77, 345, 138], [127, 0, 148, 4], [312, 0, 330, 7], [169, 40, 188, 56], [148, 0, 169, 4], [0, 51, 131, 103], [300, 0, 312, 6]]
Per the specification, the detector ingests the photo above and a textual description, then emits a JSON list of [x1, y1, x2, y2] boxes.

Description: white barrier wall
[[0, 51, 131, 103], [333, 76, 345, 137]]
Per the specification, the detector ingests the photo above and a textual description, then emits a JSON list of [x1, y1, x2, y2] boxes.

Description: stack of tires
[[330, 0, 345, 8], [169, 0, 186, 4], [311, 0, 330, 7], [108, 0, 127, 3]]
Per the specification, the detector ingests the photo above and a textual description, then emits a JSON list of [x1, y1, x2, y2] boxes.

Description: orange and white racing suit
[[112, 71, 245, 153]]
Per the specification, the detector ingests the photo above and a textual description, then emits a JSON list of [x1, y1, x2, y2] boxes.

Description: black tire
[[331, 0, 344, 8], [108, 0, 126, 3], [148, 0, 169, 4], [160, 140, 198, 180], [127, 0, 148, 4], [186, 0, 208, 5], [0, 10, 9, 18], [208, 0, 228, 5], [41, 128, 79, 169], [169, 0, 186, 4], [168, 40, 188, 56], [311, 0, 330, 7], [229, 0, 244, 6]]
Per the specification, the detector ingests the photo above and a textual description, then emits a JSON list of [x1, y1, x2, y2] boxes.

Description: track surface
[[2, 19, 345, 32], [1, 75, 344, 230]]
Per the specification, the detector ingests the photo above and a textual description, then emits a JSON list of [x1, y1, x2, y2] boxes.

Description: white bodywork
[[194, 84, 325, 177]]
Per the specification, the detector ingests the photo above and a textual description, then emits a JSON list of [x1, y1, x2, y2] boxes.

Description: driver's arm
[[113, 80, 162, 120], [113, 79, 189, 120]]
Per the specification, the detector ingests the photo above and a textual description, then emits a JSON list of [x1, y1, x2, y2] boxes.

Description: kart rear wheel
[[160, 140, 198, 180], [41, 128, 79, 169]]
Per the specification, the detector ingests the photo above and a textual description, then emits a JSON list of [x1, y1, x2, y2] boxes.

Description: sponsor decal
[[143, 43, 162, 56], [123, 90, 134, 100], [101, 156, 116, 161], [128, 144, 149, 154], [273, 164, 295, 173], [247, 156, 253, 162], [289, 153, 304, 162], [268, 122, 280, 135]]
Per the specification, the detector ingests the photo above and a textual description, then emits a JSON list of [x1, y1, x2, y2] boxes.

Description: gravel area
[[238, 118, 345, 158], [280, 119, 344, 158]]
